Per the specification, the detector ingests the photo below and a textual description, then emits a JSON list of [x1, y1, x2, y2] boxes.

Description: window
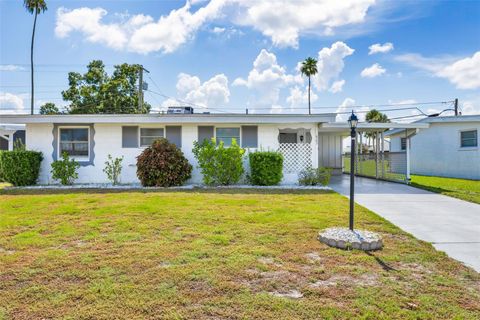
[[401, 138, 407, 151], [460, 130, 478, 148], [59, 127, 89, 159], [140, 128, 164, 147], [216, 128, 240, 146]]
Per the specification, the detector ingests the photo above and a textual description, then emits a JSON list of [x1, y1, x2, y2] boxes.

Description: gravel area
[[5, 184, 331, 191], [318, 227, 383, 251]]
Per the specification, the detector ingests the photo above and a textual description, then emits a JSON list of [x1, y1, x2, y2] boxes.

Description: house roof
[[318, 121, 429, 134], [0, 113, 337, 125], [385, 115, 480, 136]]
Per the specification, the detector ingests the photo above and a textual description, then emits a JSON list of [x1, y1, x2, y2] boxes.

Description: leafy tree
[[300, 57, 318, 115], [39, 102, 59, 115], [365, 109, 390, 153], [24, 0, 48, 115], [62, 60, 151, 114]]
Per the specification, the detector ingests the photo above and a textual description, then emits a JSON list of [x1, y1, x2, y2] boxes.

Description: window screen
[[140, 128, 164, 147], [216, 128, 240, 146], [461, 130, 478, 148], [401, 138, 407, 151], [59, 128, 89, 158]]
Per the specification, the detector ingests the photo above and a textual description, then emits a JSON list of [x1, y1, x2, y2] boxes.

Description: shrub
[[51, 152, 80, 185], [0, 150, 43, 186], [136, 138, 192, 187], [103, 154, 123, 185], [298, 167, 332, 186], [193, 138, 245, 186], [249, 151, 283, 185]]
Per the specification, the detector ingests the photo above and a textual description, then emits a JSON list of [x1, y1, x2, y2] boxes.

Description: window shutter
[[198, 126, 214, 143], [241, 126, 258, 148], [166, 126, 182, 148], [122, 126, 139, 148]]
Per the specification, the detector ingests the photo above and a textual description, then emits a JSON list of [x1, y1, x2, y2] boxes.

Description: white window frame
[[139, 126, 165, 148], [459, 129, 478, 150], [58, 126, 90, 161], [215, 126, 241, 146], [400, 137, 407, 151]]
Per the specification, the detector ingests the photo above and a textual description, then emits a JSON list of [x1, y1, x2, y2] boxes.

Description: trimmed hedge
[[0, 150, 43, 186], [249, 151, 283, 185], [137, 138, 192, 187]]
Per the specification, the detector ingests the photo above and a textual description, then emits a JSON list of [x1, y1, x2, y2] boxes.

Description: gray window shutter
[[198, 126, 214, 143], [241, 126, 258, 148], [122, 126, 138, 148], [166, 126, 182, 148]]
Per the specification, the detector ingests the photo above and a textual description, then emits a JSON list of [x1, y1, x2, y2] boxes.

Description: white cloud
[[313, 41, 354, 91], [212, 26, 226, 34], [233, 0, 375, 48], [329, 80, 346, 93], [396, 51, 480, 89], [0, 65, 25, 71], [361, 63, 386, 78], [0, 92, 26, 114], [233, 49, 301, 110], [368, 42, 394, 55], [55, 1, 226, 54], [335, 98, 356, 121], [286, 86, 318, 112], [163, 73, 230, 110]]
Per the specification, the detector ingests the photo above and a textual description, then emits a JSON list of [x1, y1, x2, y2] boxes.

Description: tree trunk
[[30, 10, 38, 115], [308, 76, 311, 115]]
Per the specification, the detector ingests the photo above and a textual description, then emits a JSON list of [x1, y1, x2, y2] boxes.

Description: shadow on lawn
[[0, 187, 336, 196], [366, 252, 397, 272]]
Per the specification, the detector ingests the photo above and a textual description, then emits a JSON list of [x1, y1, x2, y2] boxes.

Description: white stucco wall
[[25, 122, 325, 185], [390, 122, 480, 179]]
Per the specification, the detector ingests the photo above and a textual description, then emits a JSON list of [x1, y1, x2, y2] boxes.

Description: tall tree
[[62, 60, 151, 114], [365, 109, 390, 153], [39, 102, 59, 115], [24, 0, 48, 115], [300, 57, 318, 115]]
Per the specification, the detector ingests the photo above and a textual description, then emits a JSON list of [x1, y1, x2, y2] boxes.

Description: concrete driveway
[[329, 175, 480, 272]]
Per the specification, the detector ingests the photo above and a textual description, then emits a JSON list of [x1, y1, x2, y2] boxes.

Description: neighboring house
[[0, 113, 428, 185], [0, 124, 25, 151], [387, 115, 480, 180]]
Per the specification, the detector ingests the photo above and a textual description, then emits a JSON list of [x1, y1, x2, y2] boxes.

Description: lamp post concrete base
[[318, 227, 383, 251]]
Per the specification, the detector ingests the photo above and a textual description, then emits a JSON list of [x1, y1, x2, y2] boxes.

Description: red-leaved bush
[[136, 138, 192, 187]]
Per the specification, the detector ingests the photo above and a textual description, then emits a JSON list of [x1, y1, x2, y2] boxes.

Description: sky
[[0, 0, 479, 121]]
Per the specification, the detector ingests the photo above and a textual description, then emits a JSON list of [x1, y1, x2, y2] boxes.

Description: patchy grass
[[411, 175, 480, 204], [0, 189, 478, 319]]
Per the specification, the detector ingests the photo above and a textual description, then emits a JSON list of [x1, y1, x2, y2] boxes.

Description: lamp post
[[348, 111, 358, 231]]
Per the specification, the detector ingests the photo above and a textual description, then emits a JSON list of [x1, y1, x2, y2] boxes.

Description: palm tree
[[24, 0, 48, 115], [300, 57, 318, 115], [365, 109, 390, 153]]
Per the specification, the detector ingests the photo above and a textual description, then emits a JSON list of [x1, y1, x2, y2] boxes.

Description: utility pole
[[454, 98, 459, 116], [138, 65, 150, 112]]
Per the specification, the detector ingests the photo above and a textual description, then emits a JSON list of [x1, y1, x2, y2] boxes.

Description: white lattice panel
[[278, 143, 312, 174]]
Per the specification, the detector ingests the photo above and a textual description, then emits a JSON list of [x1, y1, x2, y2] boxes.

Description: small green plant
[[103, 154, 123, 185], [249, 151, 283, 185], [136, 138, 192, 187], [0, 150, 43, 186], [51, 152, 80, 185], [13, 138, 26, 151], [298, 167, 332, 186], [193, 138, 245, 186]]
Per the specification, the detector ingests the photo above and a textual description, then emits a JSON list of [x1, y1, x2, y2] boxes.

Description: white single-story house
[[386, 115, 480, 180], [0, 113, 429, 185]]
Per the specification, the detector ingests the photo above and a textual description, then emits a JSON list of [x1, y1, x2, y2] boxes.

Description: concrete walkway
[[329, 175, 480, 272]]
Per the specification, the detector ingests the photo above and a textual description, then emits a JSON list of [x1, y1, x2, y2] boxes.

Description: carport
[[318, 122, 429, 183]]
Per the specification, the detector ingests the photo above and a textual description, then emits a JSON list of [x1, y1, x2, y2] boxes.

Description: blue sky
[[1, 0, 479, 120]]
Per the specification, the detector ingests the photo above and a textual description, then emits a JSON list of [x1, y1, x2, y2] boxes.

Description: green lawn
[[343, 158, 406, 182], [411, 175, 480, 204], [0, 189, 479, 319]]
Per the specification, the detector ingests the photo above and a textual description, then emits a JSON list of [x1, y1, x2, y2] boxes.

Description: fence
[[278, 143, 312, 174], [343, 151, 408, 183]]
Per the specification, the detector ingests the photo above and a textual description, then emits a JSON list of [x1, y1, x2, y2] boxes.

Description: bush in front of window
[[248, 151, 283, 186], [298, 167, 332, 186], [0, 150, 43, 186], [51, 152, 80, 185], [136, 138, 192, 187], [103, 154, 123, 185], [193, 138, 245, 186]]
